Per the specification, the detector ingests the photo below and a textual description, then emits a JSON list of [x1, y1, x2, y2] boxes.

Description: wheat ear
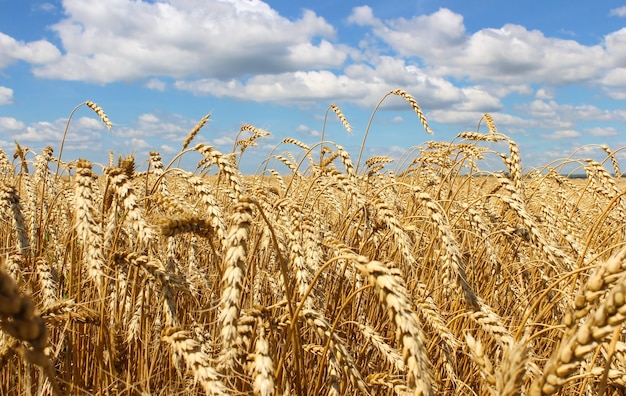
[[75, 159, 107, 293], [530, 248, 626, 395], [0, 183, 30, 254], [218, 200, 253, 372], [183, 113, 211, 150], [0, 263, 61, 395], [601, 144, 621, 179], [85, 100, 112, 129], [356, 257, 434, 396], [162, 328, 230, 395], [390, 89, 433, 135], [330, 104, 352, 134], [251, 320, 275, 396]]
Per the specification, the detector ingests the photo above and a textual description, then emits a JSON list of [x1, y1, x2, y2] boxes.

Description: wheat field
[[1, 90, 626, 395]]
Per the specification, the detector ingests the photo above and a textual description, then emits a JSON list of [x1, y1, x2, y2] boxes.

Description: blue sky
[[1, 0, 626, 174]]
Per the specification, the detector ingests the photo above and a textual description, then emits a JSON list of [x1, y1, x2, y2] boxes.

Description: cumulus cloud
[[541, 130, 581, 140], [349, 7, 606, 87], [1, 0, 617, 123], [160, 144, 178, 154], [0, 32, 60, 70], [0, 117, 25, 130], [0, 87, 14, 105], [7, 117, 103, 152], [429, 109, 533, 129], [145, 78, 167, 92], [32, 2, 58, 13], [295, 124, 321, 138], [587, 126, 621, 137], [175, 55, 503, 112], [114, 112, 190, 141], [2, 0, 624, 162], [601, 68, 626, 88], [535, 88, 554, 100], [349, 7, 466, 59], [0, 112, 205, 162], [517, 100, 624, 126], [32, 0, 344, 83], [610, 6, 626, 17], [604, 28, 626, 67]]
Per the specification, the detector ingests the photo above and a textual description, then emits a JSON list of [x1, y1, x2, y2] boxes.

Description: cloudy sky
[[1, 0, 626, 173]]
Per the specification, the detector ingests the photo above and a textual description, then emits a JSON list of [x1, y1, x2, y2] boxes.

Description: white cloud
[[350, 7, 606, 87], [295, 124, 321, 138], [115, 112, 189, 141], [175, 56, 503, 112], [610, 6, 626, 17], [347, 5, 377, 26], [145, 78, 167, 91], [211, 136, 235, 146], [128, 138, 151, 150], [541, 130, 581, 140], [430, 109, 534, 131], [517, 100, 624, 125], [604, 28, 626, 67], [32, 0, 343, 83], [526, 100, 558, 119], [0, 117, 25, 130], [74, 116, 106, 130], [160, 144, 178, 154], [587, 126, 621, 137], [0, 32, 60, 69], [602, 68, 626, 91], [0, 87, 14, 105], [138, 113, 160, 124], [33, 2, 58, 13], [535, 88, 554, 100], [10, 118, 103, 146], [349, 7, 466, 59]]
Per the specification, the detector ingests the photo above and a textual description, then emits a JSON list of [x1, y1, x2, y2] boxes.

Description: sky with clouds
[[1, 0, 626, 173]]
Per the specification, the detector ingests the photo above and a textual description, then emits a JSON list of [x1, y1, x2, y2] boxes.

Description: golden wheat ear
[[84, 100, 112, 129], [0, 262, 62, 395], [390, 89, 433, 135], [329, 104, 352, 134], [183, 113, 211, 150]]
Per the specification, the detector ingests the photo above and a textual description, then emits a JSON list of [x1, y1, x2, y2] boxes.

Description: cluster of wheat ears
[[1, 90, 626, 395]]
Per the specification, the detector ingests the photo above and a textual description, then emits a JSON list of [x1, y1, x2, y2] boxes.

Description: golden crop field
[[2, 91, 626, 395]]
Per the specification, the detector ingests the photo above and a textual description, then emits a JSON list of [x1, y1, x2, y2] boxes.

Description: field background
[[1, 95, 626, 395]]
